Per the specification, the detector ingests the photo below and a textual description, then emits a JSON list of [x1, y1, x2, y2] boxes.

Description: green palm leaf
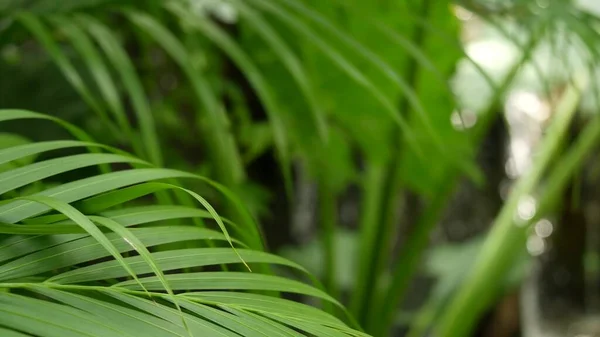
[[121, 9, 245, 187], [0, 109, 362, 337]]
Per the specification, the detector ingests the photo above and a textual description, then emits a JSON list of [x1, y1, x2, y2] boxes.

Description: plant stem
[[369, 177, 456, 336], [369, 26, 545, 336], [537, 116, 600, 217], [435, 73, 587, 337], [318, 176, 339, 308], [349, 162, 387, 320], [352, 0, 432, 327]]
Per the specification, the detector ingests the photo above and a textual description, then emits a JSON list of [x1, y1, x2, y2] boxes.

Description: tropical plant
[[0, 109, 368, 337], [2, 0, 600, 336]]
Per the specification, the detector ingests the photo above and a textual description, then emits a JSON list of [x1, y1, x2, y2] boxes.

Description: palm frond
[[0, 109, 362, 337], [17, 14, 122, 139], [122, 9, 246, 187]]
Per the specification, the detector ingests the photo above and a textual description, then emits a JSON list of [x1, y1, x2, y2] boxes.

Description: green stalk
[[351, 0, 431, 325], [368, 178, 456, 336], [436, 73, 587, 337], [539, 117, 600, 216], [318, 176, 339, 311], [357, 157, 404, 327], [369, 27, 544, 336], [349, 161, 387, 319]]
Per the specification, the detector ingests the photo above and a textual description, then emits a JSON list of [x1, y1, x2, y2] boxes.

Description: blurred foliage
[[1, 0, 600, 336]]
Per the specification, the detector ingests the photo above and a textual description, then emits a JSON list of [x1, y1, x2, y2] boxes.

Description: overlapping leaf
[[0, 110, 362, 337]]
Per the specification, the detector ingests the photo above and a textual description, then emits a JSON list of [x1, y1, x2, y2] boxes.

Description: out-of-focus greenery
[[1, 0, 599, 336]]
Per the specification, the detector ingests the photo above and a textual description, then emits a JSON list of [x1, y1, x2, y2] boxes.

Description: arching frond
[[0, 110, 363, 337]]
